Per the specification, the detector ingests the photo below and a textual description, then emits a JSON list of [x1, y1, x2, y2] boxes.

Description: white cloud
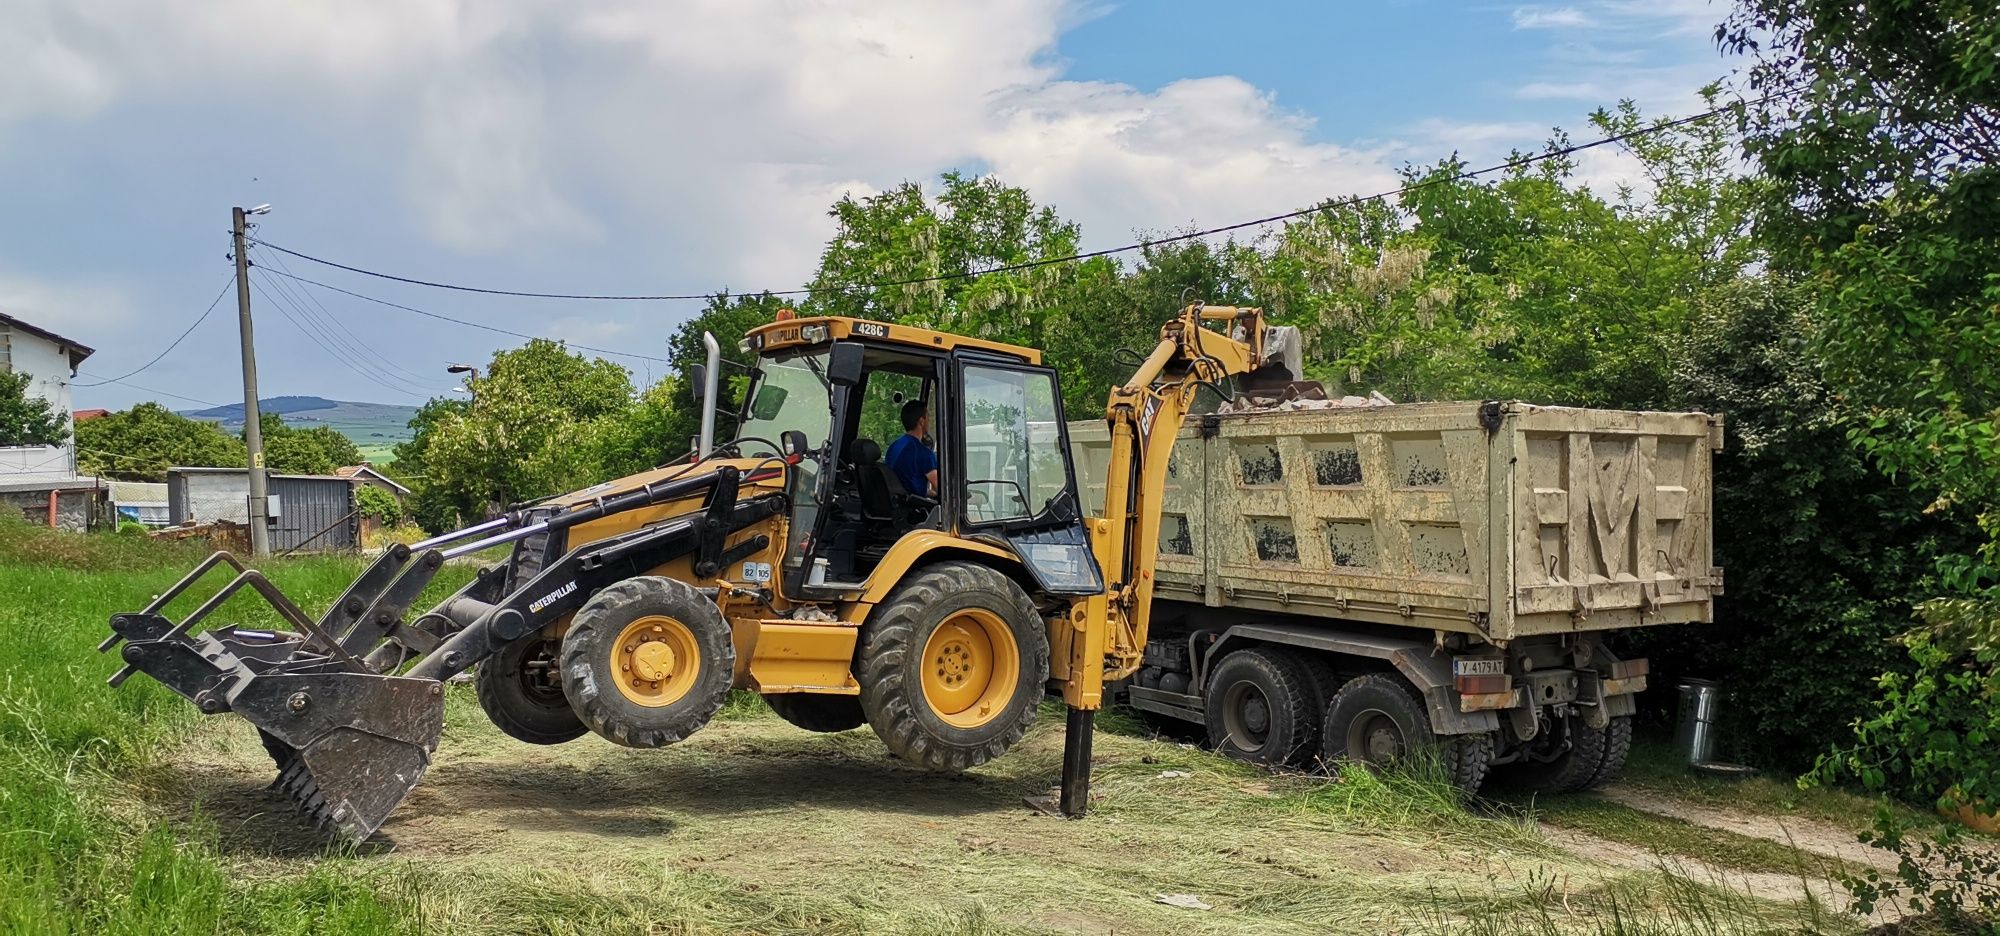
[[978, 77, 1402, 245], [0, 0, 1427, 285], [1512, 6, 1596, 29]]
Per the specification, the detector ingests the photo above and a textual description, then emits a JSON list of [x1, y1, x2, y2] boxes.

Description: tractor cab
[[732, 316, 1104, 601]]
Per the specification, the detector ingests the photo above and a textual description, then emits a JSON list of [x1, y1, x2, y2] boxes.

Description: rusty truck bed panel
[[1071, 401, 1721, 642]]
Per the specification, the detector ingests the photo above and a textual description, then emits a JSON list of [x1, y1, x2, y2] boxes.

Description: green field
[[1, 517, 1886, 935]]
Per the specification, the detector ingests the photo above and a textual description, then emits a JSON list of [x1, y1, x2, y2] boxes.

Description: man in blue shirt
[[884, 400, 937, 497]]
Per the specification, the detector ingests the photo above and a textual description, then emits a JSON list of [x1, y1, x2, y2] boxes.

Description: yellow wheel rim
[[612, 615, 701, 707], [919, 609, 1020, 729]]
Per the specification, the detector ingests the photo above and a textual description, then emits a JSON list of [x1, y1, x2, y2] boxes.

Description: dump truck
[[1071, 399, 1722, 792], [102, 303, 1292, 840]]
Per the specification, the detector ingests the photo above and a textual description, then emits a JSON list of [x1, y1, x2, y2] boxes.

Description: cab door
[[950, 355, 1104, 596]]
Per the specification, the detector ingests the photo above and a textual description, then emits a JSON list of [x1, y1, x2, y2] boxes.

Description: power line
[[252, 245, 458, 391], [72, 276, 236, 387], [255, 266, 672, 364], [251, 264, 449, 397], [249, 273, 432, 400], [75, 372, 226, 408], [244, 90, 1787, 304]]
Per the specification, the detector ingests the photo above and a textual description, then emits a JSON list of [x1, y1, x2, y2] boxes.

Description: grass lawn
[[0, 517, 1878, 935]]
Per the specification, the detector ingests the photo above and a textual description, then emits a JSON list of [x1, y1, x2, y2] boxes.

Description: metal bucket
[[1675, 679, 1721, 765]]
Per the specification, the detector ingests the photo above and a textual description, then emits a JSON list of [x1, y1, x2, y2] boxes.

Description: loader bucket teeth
[[230, 672, 446, 843]]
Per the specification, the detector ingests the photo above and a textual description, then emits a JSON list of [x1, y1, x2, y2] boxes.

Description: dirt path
[[1597, 786, 1897, 873], [1543, 826, 1861, 922]]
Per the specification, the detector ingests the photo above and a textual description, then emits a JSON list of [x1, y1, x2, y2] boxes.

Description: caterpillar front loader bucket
[[101, 464, 780, 842], [102, 549, 454, 841]]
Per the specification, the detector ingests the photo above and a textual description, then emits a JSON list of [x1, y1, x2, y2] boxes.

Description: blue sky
[[0, 1, 1736, 412]]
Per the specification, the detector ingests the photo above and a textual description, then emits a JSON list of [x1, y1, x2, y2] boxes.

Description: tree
[[74, 403, 245, 481], [1725, 0, 2000, 815], [391, 397, 470, 533], [247, 413, 363, 476], [1727, 0, 2000, 650], [415, 340, 636, 520], [0, 370, 69, 447], [805, 172, 1084, 347]]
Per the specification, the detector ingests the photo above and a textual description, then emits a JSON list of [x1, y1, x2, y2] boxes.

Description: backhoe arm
[[1063, 303, 1275, 711]]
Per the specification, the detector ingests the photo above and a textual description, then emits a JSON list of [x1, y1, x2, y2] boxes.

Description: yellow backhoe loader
[[102, 302, 1291, 840]]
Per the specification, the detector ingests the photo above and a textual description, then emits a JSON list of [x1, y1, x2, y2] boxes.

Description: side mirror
[[780, 430, 810, 458], [688, 364, 707, 404], [827, 342, 865, 388]]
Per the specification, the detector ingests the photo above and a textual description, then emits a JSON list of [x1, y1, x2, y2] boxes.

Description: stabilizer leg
[[1060, 705, 1094, 818]]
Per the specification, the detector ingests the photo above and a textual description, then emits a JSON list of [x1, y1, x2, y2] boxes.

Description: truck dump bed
[[1071, 401, 1722, 642]]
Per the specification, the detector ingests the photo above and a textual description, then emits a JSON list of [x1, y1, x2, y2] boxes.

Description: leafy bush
[[354, 484, 403, 528], [115, 520, 148, 537], [1839, 805, 1999, 930], [1813, 633, 2000, 816]]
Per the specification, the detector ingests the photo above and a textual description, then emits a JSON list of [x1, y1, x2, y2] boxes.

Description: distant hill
[[180, 396, 421, 463]]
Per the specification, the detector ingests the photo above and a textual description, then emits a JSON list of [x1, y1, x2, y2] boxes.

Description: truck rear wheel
[[763, 693, 865, 732], [1321, 673, 1492, 793], [1497, 711, 1615, 793], [476, 631, 586, 745], [560, 576, 734, 749], [1203, 648, 1318, 766], [857, 562, 1049, 772]]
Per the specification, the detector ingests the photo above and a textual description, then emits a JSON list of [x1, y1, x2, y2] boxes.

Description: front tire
[[476, 630, 586, 745], [856, 562, 1049, 772], [560, 576, 734, 749]]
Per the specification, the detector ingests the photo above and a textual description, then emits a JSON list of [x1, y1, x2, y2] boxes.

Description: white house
[[0, 312, 103, 531]]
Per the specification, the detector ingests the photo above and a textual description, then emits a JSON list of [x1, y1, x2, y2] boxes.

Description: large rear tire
[[476, 630, 586, 745], [764, 693, 865, 732], [856, 562, 1048, 772], [1321, 673, 1492, 794], [561, 576, 734, 749], [1203, 648, 1318, 766]]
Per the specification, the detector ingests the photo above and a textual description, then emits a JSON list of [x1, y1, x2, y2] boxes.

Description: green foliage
[[74, 403, 245, 481], [1727, 0, 2000, 802], [410, 339, 638, 526], [248, 413, 363, 476], [1812, 634, 2000, 815], [114, 520, 147, 537], [0, 370, 68, 447], [1838, 806, 1999, 928], [354, 484, 402, 527], [1625, 280, 1975, 767]]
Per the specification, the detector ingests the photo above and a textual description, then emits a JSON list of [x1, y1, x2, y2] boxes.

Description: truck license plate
[[1452, 658, 1506, 677]]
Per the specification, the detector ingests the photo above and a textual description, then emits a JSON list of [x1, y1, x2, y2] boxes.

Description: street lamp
[[446, 364, 479, 402]]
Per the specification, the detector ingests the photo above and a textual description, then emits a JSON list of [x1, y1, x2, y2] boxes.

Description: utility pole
[[232, 205, 271, 557]]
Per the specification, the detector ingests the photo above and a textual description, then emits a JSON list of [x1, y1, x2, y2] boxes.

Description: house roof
[[0, 312, 95, 372], [335, 464, 412, 495], [73, 408, 111, 422]]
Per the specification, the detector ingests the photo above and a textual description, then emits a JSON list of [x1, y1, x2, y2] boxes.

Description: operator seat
[[847, 438, 896, 523]]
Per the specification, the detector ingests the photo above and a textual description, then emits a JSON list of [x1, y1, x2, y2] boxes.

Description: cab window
[[962, 365, 1065, 524]]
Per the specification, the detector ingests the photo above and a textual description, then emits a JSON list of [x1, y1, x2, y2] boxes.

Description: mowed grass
[[0, 517, 472, 934], [2, 516, 1869, 935]]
